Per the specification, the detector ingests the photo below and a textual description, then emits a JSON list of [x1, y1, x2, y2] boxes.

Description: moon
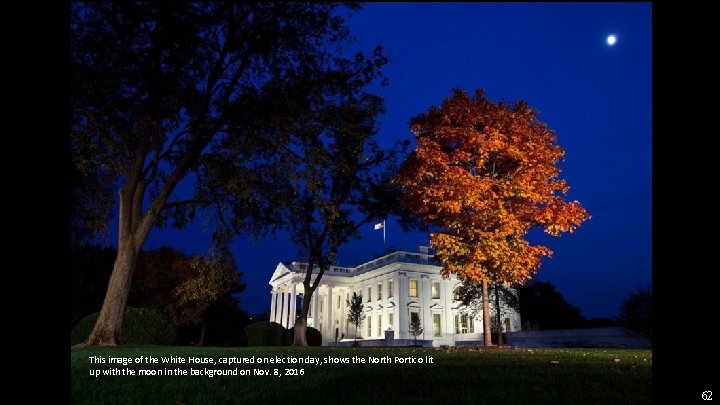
[[606, 34, 617, 46]]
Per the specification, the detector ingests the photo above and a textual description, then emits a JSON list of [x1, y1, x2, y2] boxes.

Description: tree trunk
[[482, 279, 492, 346], [293, 286, 313, 346], [83, 240, 139, 346], [82, 181, 162, 346], [198, 321, 206, 346], [293, 316, 308, 346], [494, 282, 503, 346]]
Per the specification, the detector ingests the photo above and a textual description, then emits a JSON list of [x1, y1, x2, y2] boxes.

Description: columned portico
[[267, 249, 521, 346], [268, 285, 299, 328]]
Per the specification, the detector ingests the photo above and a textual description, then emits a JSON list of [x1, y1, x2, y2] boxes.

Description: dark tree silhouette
[[223, 46, 410, 346], [72, 2, 379, 345], [516, 280, 587, 330], [616, 287, 651, 344]]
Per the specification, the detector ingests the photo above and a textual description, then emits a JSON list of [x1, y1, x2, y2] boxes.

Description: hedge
[[71, 307, 177, 345]]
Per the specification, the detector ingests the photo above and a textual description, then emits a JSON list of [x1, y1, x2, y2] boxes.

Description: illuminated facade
[[268, 247, 521, 346]]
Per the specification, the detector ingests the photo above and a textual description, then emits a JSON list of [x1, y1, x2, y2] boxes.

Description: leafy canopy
[[397, 89, 590, 284], [71, 2, 371, 246]]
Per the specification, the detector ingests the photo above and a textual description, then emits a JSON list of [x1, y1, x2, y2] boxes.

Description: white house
[[268, 247, 521, 346]]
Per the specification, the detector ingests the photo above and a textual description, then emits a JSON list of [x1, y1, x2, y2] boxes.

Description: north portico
[[268, 247, 521, 346]]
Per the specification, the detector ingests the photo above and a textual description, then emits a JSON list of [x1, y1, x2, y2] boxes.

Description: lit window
[[388, 313, 394, 329], [409, 279, 418, 297], [377, 314, 381, 336], [460, 314, 468, 334], [368, 286, 372, 302], [367, 315, 372, 337], [378, 283, 382, 300], [453, 287, 462, 301], [433, 313, 441, 337], [432, 282, 440, 299], [388, 279, 394, 298]]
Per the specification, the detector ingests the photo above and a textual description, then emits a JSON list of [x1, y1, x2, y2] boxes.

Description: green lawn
[[71, 346, 651, 404]]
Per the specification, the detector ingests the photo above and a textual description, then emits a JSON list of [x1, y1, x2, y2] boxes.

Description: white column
[[444, 281, 453, 342], [270, 291, 277, 323], [398, 274, 408, 339], [422, 275, 431, 340], [289, 283, 297, 328], [284, 292, 291, 328], [312, 291, 320, 328], [392, 276, 399, 332], [339, 290, 347, 338], [278, 292, 286, 327], [326, 286, 334, 342]]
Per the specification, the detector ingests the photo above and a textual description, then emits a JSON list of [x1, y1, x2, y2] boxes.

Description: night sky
[[122, 3, 651, 319]]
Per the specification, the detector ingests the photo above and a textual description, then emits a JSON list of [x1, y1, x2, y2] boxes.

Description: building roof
[[285, 250, 438, 278]]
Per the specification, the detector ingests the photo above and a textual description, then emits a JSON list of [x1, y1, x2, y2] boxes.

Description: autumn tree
[[129, 248, 195, 312], [128, 247, 244, 345], [346, 292, 365, 345], [170, 254, 240, 345], [71, 2, 378, 345], [396, 88, 590, 345]]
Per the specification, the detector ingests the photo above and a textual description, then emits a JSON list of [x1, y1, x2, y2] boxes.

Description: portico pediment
[[270, 263, 292, 286]]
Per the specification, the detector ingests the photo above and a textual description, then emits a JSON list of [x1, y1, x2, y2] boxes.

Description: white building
[[268, 247, 521, 346]]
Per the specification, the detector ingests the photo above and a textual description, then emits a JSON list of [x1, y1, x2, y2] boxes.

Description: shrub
[[245, 321, 287, 346], [287, 326, 323, 346], [306, 327, 323, 346], [71, 307, 176, 345]]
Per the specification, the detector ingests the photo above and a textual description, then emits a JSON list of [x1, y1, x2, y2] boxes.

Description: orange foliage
[[396, 88, 590, 284]]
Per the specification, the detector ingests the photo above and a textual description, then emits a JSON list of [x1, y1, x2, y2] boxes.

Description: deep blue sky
[[134, 3, 651, 319]]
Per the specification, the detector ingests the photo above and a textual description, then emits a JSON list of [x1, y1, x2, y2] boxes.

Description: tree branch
[[160, 199, 205, 211]]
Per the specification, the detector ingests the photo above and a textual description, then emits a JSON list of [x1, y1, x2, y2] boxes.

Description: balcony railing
[[290, 251, 436, 277]]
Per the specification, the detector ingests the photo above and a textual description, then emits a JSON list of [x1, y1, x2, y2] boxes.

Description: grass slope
[[71, 346, 651, 404]]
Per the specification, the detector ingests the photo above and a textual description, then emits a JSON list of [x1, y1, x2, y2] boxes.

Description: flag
[[374, 220, 386, 243]]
